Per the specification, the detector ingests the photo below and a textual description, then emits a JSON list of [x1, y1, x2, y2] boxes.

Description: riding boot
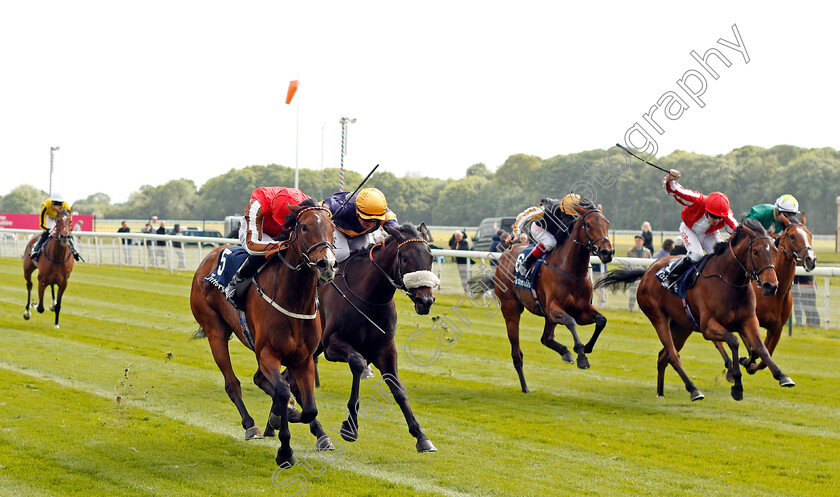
[[69, 239, 82, 261], [226, 254, 266, 305], [518, 243, 547, 277], [30, 232, 49, 261], [663, 256, 692, 291]]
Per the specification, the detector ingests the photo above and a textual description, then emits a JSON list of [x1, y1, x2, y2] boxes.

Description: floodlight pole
[[49, 146, 60, 196]]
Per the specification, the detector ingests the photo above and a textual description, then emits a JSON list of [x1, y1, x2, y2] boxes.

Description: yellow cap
[[355, 188, 389, 220], [559, 193, 582, 215]]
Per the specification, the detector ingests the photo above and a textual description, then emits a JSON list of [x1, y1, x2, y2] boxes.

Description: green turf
[[1, 257, 839, 497]]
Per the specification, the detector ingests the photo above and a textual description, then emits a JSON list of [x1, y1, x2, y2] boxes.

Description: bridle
[[777, 222, 812, 264], [274, 205, 335, 272], [711, 233, 776, 287], [572, 209, 611, 256]]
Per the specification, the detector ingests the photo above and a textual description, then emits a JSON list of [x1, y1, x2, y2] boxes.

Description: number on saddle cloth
[[204, 247, 251, 296], [513, 245, 540, 290]]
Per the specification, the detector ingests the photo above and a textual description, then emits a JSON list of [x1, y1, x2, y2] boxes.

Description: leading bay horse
[[190, 200, 336, 467], [491, 198, 614, 393], [714, 214, 816, 377], [23, 209, 75, 328], [317, 223, 438, 452], [598, 219, 794, 402]]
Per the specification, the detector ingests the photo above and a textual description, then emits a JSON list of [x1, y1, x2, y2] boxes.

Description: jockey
[[30, 192, 80, 262], [321, 187, 399, 263], [661, 169, 738, 290], [224, 186, 311, 301], [512, 193, 580, 277], [744, 194, 800, 234]]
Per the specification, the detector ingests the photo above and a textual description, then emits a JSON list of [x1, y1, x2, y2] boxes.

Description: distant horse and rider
[[474, 194, 615, 393], [23, 208, 76, 328], [190, 193, 337, 467]]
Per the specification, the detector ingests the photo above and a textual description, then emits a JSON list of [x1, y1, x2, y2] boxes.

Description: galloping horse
[[190, 200, 336, 467], [714, 214, 816, 376], [23, 209, 75, 328], [491, 198, 614, 393], [317, 223, 438, 452], [598, 219, 794, 402]]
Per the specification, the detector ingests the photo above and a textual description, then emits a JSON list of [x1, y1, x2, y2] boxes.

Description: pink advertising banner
[[0, 213, 94, 231]]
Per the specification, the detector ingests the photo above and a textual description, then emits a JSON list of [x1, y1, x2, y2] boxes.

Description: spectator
[[519, 233, 529, 244], [142, 222, 155, 267], [640, 221, 654, 254], [590, 203, 608, 308], [626, 235, 652, 311], [670, 242, 687, 256], [171, 223, 186, 269], [117, 220, 132, 264], [156, 221, 167, 267], [449, 230, 472, 296], [488, 229, 505, 266], [653, 239, 675, 259], [793, 275, 820, 327]]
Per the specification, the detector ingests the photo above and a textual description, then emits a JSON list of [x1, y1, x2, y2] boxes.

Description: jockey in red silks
[[662, 169, 739, 290], [224, 186, 314, 301]]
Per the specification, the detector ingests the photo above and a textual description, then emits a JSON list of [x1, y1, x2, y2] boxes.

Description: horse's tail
[[470, 274, 495, 295], [595, 267, 647, 292], [191, 327, 207, 340]]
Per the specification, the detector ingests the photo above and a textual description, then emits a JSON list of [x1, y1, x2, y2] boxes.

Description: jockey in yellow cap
[[30, 193, 81, 262], [321, 187, 399, 263], [512, 193, 581, 277]]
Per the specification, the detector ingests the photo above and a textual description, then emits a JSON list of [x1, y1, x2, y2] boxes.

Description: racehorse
[[489, 198, 614, 393], [317, 223, 439, 452], [190, 200, 336, 467], [23, 209, 75, 328], [714, 214, 816, 377], [597, 219, 794, 402]]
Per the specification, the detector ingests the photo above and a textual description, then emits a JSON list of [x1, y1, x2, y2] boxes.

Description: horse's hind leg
[[655, 316, 703, 401], [324, 337, 365, 442], [501, 303, 529, 393], [713, 340, 735, 382], [546, 302, 588, 370], [374, 343, 436, 453], [583, 309, 607, 354], [23, 270, 34, 320], [207, 329, 261, 439], [49, 284, 56, 311]]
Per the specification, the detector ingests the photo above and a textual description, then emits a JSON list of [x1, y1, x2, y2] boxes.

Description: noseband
[[777, 223, 812, 264], [369, 237, 439, 295], [729, 235, 776, 283]]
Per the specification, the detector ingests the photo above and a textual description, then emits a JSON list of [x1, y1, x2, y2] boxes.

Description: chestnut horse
[[317, 223, 438, 452], [23, 209, 75, 328], [190, 200, 336, 467], [597, 219, 794, 402], [714, 214, 816, 377], [489, 198, 614, 393]]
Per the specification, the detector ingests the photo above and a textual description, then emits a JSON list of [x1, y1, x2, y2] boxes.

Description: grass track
[[1, 257, 839, 497]]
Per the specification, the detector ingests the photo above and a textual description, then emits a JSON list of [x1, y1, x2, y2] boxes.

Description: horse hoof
[[276, 451, 297, 468], [779, 376, 795, 388], [286, 407, 302, 424], [731, 386, 744, 401], [561, 351, 574, 364], [725, 373, 735, 384], [54, 324, 60, 329], [576, 356, 590, 370], [416, 439, 437, 453], [23, 311, 30, 320], [37, 306, 44, 314], [244, 426, 263, 440], [690, 390, 704, 401], [316, 436, 334, 451], [49, 304, 55, 312], [340, 420, 358, 442]]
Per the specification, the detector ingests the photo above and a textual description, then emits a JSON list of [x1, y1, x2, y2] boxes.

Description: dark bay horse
[[598, 219, 793, 402], [714, 214, 816, 377], [490, 199, 614, 393], [190, 201, 336, 467], [23, 209, 75, 328], [318, 223, 438, 453]]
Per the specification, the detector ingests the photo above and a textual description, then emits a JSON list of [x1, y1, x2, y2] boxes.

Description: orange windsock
[[285, 80, 299, 104]]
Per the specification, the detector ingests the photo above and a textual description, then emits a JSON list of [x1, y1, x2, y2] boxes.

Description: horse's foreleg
[[702, 319, 743, 401], [262, 356, 295, 467], [738, 322, 794, 388], [374, 343, 436, 453], [546, 303, 588, 369], [324, 338, 364, 442], [583, 309, 607, 354], [750, 324, 783, 373], [36, 281, 47, 314], [287, 358, 333, 451], [53, 283, 66, 329], [49, 284, 56, 312]]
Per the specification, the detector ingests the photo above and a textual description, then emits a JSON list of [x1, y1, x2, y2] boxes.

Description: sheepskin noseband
[[402, 270, 440, 290]]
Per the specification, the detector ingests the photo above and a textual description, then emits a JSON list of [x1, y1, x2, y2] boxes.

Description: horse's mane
[[281, 198, 318, 230], [712, 218, 766, 255], [345, 223, 422, 259]]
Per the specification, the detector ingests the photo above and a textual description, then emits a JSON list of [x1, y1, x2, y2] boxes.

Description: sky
[[2, 1, 838, 204]]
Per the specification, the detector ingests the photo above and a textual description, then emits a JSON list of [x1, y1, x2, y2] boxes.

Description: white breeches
[[680, 222, 722, 262]]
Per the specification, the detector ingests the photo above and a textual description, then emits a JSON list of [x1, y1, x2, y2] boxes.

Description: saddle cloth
[[204, 246, 250, 294], [654, 255, 710, 299], [513, 245, 544, 290]]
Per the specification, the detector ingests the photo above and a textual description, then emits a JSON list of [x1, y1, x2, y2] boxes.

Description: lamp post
[[49, 146, 60, 196], [339, 117, 357, 191]]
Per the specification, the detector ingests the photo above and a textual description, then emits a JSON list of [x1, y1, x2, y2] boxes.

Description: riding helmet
[[705, 192, 730, 218], [774, 194, 800, 215], [355, 188, 389, 220]]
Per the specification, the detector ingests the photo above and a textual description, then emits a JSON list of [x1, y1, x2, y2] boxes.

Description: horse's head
[[568, 201, 614, 263], [287, 201, 337, 283], [737, 219, 778, 296], [54, 210, 73, 246], [777, 213, 816, 272], [383, 223, 439, 315]]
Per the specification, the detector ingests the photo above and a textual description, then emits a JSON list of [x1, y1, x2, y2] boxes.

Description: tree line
[[2, 145, 837, 234]]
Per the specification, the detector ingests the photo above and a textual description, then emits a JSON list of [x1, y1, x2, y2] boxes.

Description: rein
[[41, 236, 73, 264], [571, 209, 610, 256], [704, 234, 775, 288]]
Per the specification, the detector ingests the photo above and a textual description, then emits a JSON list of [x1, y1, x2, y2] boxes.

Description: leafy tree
[[73, 192, 112, 216], [0, 185, 47, 213], [466, 163, 491, 178], [495, 154, 541, 191]]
